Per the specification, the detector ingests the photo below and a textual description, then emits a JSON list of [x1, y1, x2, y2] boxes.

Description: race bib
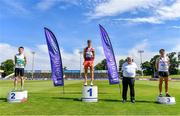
[[86, 51, 93, 58]]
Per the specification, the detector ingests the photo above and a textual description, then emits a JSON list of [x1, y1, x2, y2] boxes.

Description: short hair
[[87, 40, 91, 43], [126, 56, 133, 62], [159, 49, 165, 53], [19, 46, 24, 49]]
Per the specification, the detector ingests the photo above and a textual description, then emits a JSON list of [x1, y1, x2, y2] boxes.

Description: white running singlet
[[158, 56, 169, 72], [15, 53, 26, 68]]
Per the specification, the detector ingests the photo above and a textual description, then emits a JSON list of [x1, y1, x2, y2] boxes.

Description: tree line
[[95, 52, 180, 76], [0, 52, 179, 77]]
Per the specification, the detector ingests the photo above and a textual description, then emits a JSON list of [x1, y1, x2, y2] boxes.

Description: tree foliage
[[95, 52, 180, 76], [94, 59, 107, 70], [0, 59, 14, 76]]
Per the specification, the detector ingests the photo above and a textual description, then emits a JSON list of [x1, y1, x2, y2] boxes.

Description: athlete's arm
[[135, 63, 138, 71], [92, 49, 95, 59], [167, 57, 170, 66], [24, 55, 27, 66], [83, 48, 86, 60], [155, 58, 159, 71], [122, 63, 125, 71], [14, 55, 16, 65]]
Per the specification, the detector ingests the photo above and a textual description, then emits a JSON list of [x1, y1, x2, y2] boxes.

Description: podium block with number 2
[[7, 90, 28, 103], [82, 86, 98, 102]]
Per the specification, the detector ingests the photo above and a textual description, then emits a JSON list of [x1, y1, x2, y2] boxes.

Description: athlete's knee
[[14, 77, 18, 80], [20, 77, 24, 80], [90, 67, 94, 71], [84, 69, 88, 73], [165, 80, 168, 85], [159, 82, 163, 85], [159, 81, 163, 85], [159, 79, 163, 83]]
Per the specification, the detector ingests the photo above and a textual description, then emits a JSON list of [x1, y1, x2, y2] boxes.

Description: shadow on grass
[[52, 97, 82, 101], [0, 98, 7, 102], [134, 100, 157, 104], [100, 99, 159, 104], [59, 92, 81, 94], [99, 99, 121, 102], [53, 97, 121, 102], [98, 92, 110, 94], [52, 97, 158, 104]]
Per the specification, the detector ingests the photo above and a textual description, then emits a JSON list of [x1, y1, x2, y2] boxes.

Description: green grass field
[[139, 75, 180, 78], [0, 80, 180, 115]]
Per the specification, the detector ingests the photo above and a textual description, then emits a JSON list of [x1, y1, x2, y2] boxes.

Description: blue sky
[[0, 0, 180, 70]]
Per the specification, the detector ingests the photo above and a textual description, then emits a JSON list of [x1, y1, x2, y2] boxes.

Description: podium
[[157, 97, 176, 104], [82, 86, 98, 102], [7, 90, 28, 103]]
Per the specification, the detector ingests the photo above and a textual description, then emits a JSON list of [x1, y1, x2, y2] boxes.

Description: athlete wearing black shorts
[[15, 68, 24, 77], [156, 49, 171, 97], [14, 46, 27, 90], [158, 71, 169, 78]]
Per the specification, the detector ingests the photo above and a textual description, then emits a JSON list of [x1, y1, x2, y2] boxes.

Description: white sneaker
[[90, 82, 93, 86], [84, 82, 87, 86]]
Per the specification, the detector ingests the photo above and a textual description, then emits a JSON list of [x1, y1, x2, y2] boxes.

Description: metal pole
[[138, 50, 144, 77], [31, 51, 35, 80], [178, 52, 180, 69], [79, 51, 83, 78], [63, 85, 65, 94]]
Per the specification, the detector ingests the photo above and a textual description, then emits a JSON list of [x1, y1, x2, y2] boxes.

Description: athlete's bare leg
[[159, 77, 163, 95], [84, 68, 88, 85], [90, 66, 94, 86], [14, 77, 18, 90], [20, 76, 24, 90], [164, 77, 168, 93]]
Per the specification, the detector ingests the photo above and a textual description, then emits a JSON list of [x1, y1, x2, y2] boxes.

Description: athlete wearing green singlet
[[14, 46, 27, 90]]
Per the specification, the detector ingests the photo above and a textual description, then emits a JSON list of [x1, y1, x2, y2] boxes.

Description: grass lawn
[[139, 75, 180, 78], [169, 75, 180, 78], [0, 80, 179, 115]]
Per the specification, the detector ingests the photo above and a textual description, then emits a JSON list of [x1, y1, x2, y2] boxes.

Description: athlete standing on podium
[[14, 46, 27, 90], [156, 49, 171, 97], [83, 40, 95, 86]]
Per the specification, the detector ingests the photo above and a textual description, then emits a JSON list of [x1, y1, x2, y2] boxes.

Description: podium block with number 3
[[82, 86, 98, 102], [157, 97, 176, 104]]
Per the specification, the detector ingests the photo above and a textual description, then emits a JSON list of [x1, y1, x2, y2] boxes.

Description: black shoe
[[122, 99, 126, 103], [159, 94, 163, 97], [166, 93, 171, 97], [131, 100, 135, 103]]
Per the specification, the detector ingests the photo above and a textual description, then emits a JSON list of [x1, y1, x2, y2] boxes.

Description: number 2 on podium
[[87, 88, 92, 96], [11, 93, 15, 99]]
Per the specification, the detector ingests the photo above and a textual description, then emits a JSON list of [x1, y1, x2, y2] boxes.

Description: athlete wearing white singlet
[[156, 49, 171, 97], [158, 56, 169, 72], [15, 53, 26, 68]]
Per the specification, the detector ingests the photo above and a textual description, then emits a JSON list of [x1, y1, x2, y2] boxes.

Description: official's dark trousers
[[122, 77, 135, 101]]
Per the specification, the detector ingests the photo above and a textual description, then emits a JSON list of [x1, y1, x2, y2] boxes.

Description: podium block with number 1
[[82, 86, 98, 102]]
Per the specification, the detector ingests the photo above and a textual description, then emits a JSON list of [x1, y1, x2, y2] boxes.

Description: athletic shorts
[[83, 61, 94, 69], [15, 68, 24, 77], [158, 71, 169, 78]]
